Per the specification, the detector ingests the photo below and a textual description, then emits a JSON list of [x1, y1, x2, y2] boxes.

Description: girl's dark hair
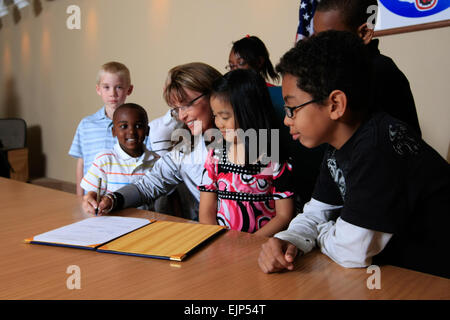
[[211, 69, 288, 164], [276, 30, 371, 117], [231, 36, 280, 83]]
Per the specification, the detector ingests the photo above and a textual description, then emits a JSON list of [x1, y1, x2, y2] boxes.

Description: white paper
[[33, 216, 150, 247]]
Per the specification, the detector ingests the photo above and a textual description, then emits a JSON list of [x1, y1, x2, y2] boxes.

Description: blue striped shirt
[[68, 106, 151, 176]]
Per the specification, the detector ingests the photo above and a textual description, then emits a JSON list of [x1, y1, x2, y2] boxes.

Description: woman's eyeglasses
[[170, 93, 207, 119], [225, 60, 248, 71], [284, 99, 318, 118]]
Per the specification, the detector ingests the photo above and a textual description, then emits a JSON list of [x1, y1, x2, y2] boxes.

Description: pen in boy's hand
[[95, 178, 102, 216]]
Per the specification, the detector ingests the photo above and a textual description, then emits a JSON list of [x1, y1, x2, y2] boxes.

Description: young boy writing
[[313, 0, 422, 136], [81, 103, 159, 211], [69, 61, 148, 195], [258, 31, 449, 278]]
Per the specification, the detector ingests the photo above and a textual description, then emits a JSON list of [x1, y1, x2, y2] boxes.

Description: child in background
[[227, 35, 280, 84], [313, 0, 421, 136], [228, 35, 325, 212], [69, 61, 150, 195], [258, 31, 449, 278], [227, 35, 283, 112], [198, 69, 294, 237], [81, 103, 159, 211]]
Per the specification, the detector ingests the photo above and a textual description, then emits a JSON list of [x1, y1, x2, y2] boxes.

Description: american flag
[[295, 0, 318, 42]]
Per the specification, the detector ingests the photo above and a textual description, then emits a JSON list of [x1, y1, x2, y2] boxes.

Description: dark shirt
[[269, 40, 422, 211], [313, 112, 449, 278]]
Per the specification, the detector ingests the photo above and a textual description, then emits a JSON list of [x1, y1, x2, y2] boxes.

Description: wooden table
[[0, 177, 448, 300]]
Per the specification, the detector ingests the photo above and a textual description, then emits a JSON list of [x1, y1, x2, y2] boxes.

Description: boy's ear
[[127, 85, 134, 96], [328, 90, 347, 121], [357, 23, 374, 45], [145, 124, 150, 136], [96, 84, 102, 96], [111, 125, 117, 137]]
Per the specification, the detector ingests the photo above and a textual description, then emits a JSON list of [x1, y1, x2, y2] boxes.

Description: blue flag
[[296, 0, 318, 42]]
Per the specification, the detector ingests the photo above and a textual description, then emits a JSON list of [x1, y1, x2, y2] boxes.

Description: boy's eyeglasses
[[284, 99, 319, 118], [225, 61, 247, 71], [170, 93, 207, 119]]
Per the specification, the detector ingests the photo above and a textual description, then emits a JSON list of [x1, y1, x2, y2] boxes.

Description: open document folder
[[25, 216, 226, 261]]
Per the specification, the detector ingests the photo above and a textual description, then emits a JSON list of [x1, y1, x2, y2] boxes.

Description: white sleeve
[[117, 149, 183, 208], [135, 150, 183, 196], [275, 198, 342, 254], [317, 217, 392, 268], [275, 198, 393, 268]]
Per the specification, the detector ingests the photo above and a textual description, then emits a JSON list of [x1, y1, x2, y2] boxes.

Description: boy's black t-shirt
[[312, 112, 449, 278], [368, 39, 422, 136]]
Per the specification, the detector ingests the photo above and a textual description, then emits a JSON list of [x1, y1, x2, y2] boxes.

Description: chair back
[[0, 118, 27, 150]]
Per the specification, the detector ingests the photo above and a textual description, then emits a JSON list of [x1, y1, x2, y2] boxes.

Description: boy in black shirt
[[313, 0, 422, 136], [258, 30, 449, 278]]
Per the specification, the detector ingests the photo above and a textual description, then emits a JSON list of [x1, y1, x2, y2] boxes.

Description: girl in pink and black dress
[[198, 69, 295, 237]]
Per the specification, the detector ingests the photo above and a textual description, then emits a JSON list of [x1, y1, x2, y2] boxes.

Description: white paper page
[[33, 216, 150, 247]]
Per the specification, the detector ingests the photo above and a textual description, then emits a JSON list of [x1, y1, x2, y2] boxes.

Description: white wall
[[0, 0, 448, 182]]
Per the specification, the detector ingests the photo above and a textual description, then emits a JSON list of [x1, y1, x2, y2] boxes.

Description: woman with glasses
[[82, 62, 222, 221]]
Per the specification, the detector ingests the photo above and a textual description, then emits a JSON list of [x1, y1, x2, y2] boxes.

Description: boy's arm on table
[[260, 198, 392, 272]]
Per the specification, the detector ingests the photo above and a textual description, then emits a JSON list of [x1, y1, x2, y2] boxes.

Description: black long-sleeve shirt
[[368, 39, 422, 136]]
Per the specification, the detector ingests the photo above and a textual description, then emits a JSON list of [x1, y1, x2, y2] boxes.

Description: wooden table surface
[[0, 177, 448, 300]]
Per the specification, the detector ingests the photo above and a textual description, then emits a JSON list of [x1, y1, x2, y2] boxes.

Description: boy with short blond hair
[[69, 61, 149, 195]]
